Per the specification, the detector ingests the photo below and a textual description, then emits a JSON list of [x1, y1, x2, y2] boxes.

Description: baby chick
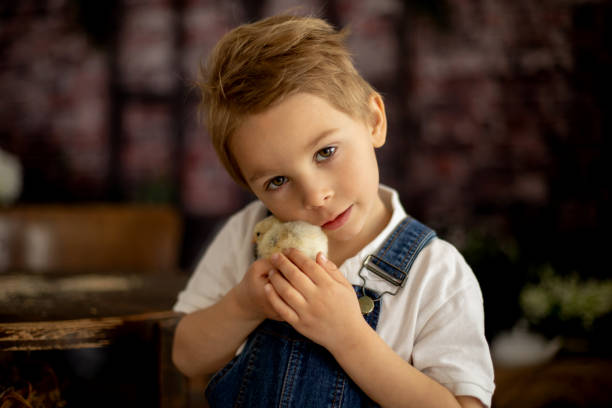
[[253, 215, 328, 260]]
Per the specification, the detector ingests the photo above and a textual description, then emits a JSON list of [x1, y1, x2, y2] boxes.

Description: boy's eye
[[315, 146, 336, 162], [266, 176, 287, 191]]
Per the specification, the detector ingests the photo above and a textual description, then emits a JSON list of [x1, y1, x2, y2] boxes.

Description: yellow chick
[[253, 215, 328, 260]]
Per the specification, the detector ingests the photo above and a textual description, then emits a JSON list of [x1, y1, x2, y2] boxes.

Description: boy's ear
[[368, 93, 387, 148]]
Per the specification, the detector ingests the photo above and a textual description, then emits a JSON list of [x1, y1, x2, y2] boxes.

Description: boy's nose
[[301, 182, 333, 210]]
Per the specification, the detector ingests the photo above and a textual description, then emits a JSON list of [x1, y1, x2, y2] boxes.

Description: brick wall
[[1, 0, 610, 280]]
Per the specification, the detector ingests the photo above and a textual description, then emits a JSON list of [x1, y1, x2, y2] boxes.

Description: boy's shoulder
[[411, 237, 482, 305], [222, 199, 269, 236], [229, 199, 268, 221]]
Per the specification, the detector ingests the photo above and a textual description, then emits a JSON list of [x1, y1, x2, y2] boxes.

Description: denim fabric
[[366, 217, 436, 284], [205, 217, 435, 407], [206, 287, 381, 408]]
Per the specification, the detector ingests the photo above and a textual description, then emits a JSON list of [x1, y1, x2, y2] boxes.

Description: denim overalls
[[206, 217, 436, 407]]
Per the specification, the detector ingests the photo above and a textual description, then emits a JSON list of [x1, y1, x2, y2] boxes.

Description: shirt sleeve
[[411, 242, 496, 407], [173, 202, 265, 314]]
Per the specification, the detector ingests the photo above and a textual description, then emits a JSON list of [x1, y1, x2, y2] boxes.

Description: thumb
[[316, 252, 347, 284]]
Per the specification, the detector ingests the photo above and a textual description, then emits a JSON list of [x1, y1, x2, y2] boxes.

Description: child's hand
[[265, 249, 368, 352], [234, 258, 283, 322]]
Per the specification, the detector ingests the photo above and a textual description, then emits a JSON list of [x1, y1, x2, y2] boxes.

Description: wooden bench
[[0, 205, 189, 407]]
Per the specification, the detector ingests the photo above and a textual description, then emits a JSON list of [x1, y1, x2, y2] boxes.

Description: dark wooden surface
[[0, 272, 188, 351], [1, 272, 190, 407], [0, 206, 190, 405], [493, 357, 612, 408], [0, 272, 188, 322]]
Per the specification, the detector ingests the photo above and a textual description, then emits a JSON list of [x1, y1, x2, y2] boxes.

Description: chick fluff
[[253, 215, 328, 260]]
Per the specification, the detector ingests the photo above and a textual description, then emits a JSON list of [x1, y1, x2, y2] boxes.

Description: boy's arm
[[172, 258, 280, 378], [266, 250, 486, 408], [172, 287, 261, 378], [329, 320, 484, 408]]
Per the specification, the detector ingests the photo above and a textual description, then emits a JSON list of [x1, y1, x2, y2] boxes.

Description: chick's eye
[[266, 176, 287, 191], [315, 146, 336, 162]]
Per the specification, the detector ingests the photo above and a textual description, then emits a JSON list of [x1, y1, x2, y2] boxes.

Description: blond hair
[[198, 15, 376, 187]]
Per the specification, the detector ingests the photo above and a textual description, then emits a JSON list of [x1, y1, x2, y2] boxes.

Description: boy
[[172, 15, 495, 407]]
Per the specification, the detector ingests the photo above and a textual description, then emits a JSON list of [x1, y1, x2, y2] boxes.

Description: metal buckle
[[362, 254, 407, 286], [358, 255, 408, 299]]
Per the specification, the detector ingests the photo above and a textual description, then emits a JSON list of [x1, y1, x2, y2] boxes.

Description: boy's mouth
[[321, 205, 352, 231]]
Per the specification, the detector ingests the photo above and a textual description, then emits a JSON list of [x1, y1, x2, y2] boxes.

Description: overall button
[[358, 295, 375, 314]]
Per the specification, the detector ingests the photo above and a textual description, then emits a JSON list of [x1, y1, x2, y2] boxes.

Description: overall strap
[[359, 216, 436, 299]]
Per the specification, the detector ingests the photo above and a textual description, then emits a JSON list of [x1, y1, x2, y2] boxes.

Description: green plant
[[520, 265, 612, 337]]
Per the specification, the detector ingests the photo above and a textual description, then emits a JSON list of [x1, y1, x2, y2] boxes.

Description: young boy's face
[[230, 92, 390, 253]]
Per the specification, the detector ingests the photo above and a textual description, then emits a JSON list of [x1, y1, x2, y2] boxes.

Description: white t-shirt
[[174, 185, 495, 406]]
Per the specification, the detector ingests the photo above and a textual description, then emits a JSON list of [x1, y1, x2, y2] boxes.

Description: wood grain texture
[[0, 311, 181, 351]]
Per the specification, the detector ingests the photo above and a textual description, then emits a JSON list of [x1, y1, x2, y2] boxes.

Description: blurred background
[[1, 0, 611, 406]]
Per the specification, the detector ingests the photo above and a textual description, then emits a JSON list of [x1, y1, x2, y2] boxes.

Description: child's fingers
[[268, 268, 308, 311], [279, 248, 326, 285], [316, 252, 350, 286], [264, 282, 299, 324], [270, 251, 318, 293]]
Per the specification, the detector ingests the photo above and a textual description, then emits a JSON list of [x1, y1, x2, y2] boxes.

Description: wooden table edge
[[0, 310, 183, 351]]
